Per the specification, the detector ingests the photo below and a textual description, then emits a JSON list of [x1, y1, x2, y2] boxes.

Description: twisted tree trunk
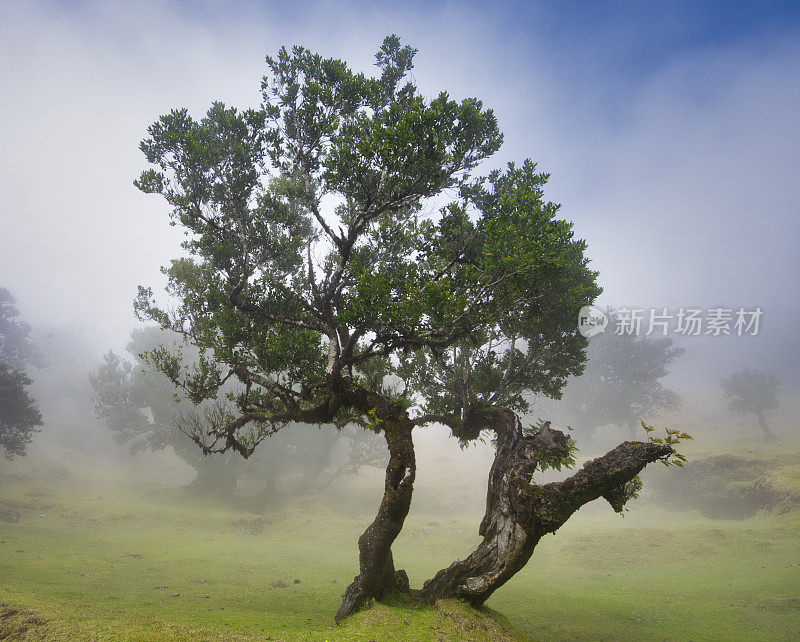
[[335, 418, 415, 622], [416, 408, 672, 606]]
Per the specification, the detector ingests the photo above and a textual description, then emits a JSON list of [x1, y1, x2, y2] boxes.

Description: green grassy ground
[[1, 437, 798, 640]]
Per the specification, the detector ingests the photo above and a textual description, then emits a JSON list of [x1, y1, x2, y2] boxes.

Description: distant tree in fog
[[0, 287, 44, 458], [721, 368, 780, 440], [0, 364, 43, 459], [90, 327, 384, 498], [560, 312, 685, 440], [0, 287, 44, 370]]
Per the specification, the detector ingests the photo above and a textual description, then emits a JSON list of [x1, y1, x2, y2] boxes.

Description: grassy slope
[[1, 436, 799, 641]]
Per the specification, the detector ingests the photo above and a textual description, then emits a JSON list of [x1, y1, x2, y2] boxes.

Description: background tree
[[90, 327, 384, 499], [0, 287, 44, 459], [0, 287, 44, 371], [721, 368, 780, 440], [0, 364, 43, 459], [558, 312, 684, 440], [91, 327, 248, 498], [133, 36, 683, 621]]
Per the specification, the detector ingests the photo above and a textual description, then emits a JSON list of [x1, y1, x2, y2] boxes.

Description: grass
[[1, 435, 799, 640]]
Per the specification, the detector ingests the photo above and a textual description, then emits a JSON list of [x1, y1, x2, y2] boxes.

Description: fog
[[0, 1, 798, 639], [2, 0, 796, 453]]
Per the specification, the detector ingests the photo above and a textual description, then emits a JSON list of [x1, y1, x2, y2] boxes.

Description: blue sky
[[0, 0, 798, 394], [159, 0, 800, 108]]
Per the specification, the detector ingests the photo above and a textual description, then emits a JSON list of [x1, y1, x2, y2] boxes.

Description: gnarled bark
[[416, 408, 672, 606], [335, 419, 415, 622]]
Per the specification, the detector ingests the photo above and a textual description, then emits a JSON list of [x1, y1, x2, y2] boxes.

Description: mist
[[1, 1, 798, 639]]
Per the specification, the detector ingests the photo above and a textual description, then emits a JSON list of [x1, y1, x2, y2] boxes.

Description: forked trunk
[[335, 419, 415, 622], [416, 408, 671, 606]]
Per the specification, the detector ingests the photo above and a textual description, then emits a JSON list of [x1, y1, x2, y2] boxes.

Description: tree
[[91, 327, 383, 499], [0, 287, 44, 371], [0, 287, 44, 459], [134, 36, 683, 621], [0, 364, 43, 459], [721, 368, 780, 440], [91, 327, 249, 497], [558, 312, 685, 440]]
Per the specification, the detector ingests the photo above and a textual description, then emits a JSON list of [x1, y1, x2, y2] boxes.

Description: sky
[[1, 0, 798, 394]]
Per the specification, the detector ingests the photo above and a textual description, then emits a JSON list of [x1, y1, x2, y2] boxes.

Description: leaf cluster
[[641, 421, 692, 467]]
